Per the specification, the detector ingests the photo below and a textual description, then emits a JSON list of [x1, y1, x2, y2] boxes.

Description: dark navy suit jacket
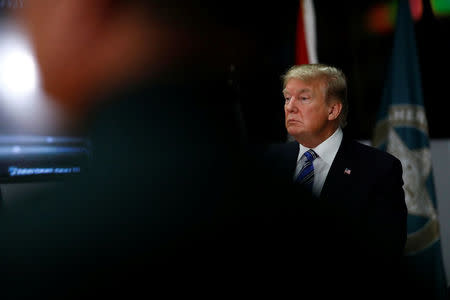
[[263, 133, 408, 297]]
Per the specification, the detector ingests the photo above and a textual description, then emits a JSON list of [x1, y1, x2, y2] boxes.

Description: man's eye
[[302, 97, 310, 101]]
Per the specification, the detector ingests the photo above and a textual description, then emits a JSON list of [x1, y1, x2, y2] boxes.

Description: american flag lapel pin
[[344, 168, 351, 175]]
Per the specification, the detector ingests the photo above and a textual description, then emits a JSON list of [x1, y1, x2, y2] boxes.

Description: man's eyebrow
[[282, 88, 312, 94]]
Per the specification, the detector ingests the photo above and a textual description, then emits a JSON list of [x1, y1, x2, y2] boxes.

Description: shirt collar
[[298, 127, 343, 165]]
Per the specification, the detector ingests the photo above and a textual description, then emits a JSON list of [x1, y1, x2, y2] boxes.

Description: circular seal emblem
[[373, 105, 440, 255]]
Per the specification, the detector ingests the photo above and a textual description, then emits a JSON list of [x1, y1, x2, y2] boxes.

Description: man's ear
[[328, 100, 343, 121]]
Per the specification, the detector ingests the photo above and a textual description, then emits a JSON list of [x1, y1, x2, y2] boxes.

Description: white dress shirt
[[294, 127, 343, 197]]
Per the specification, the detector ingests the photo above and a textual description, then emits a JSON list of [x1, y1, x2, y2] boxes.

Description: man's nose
[[285, 99, 298, 112]]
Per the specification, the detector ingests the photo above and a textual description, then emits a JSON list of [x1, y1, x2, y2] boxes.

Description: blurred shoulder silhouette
[[0, 1, 316, 298]]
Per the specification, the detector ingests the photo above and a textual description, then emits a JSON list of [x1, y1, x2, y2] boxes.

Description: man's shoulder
[[347, 139, 401, 167]]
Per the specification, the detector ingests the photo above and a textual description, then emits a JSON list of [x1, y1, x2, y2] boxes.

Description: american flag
[[344, 168, 351, 175]]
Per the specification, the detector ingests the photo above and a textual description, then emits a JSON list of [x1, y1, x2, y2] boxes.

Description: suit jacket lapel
[[320, 135, 353, 201]]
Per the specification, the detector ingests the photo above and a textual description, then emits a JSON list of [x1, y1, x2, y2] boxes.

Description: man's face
[[283, 78, 333, 146]]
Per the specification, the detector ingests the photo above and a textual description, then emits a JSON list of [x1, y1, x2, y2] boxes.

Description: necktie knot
[[303, 149, 318, 162]]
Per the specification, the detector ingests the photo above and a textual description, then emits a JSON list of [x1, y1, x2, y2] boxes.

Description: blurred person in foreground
[[0, 1, 314, 298], [263, 64, 408, 298]]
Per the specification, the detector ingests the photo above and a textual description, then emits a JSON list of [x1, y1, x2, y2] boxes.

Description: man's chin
[[286, 130, 300, 141], [286, 127, 302, 137]]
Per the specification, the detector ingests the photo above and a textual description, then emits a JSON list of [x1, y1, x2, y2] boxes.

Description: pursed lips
[[286, 119, 302, 124]]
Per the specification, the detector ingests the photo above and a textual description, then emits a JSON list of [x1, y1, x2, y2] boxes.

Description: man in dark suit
[[264, 63, 408, 298]]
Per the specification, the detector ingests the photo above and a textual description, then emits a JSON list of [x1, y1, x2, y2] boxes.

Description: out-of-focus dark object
[[0, 1, 314, 298]]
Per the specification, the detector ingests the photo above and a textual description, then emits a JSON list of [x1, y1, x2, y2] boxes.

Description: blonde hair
[[282, 64, 348, 128]]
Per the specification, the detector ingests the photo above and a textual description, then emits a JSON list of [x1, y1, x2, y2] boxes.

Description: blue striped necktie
[[295, 149, 318, 191]]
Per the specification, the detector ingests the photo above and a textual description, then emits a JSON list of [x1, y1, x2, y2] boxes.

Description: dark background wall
[[1, 1, 447, 143], [237, 0, 450, 145]]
